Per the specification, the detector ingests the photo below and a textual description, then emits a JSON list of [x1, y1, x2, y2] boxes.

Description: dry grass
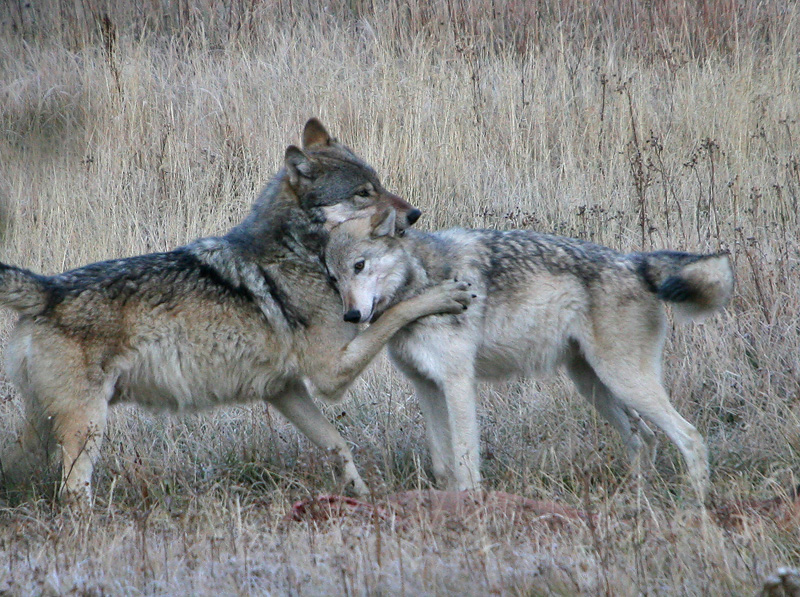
[[1, 1, 799, 594]]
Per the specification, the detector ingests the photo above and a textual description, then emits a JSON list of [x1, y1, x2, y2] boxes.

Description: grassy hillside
[[1, 1, 798, 594]]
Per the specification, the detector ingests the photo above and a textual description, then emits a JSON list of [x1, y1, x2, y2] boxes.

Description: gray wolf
[[324, 211, 734, 502], [0, 119, 472, 502]]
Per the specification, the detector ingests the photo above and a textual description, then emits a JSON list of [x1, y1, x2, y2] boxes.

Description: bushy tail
[[638, 251, 734, 321], [0, 262, 50, 316]]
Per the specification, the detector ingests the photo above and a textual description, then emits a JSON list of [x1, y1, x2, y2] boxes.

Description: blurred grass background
[[0, 1, 798, 594]]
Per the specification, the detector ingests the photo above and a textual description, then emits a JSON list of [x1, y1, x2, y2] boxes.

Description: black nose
[[406, 208, 422, 225], [343, 309, 361, 323]]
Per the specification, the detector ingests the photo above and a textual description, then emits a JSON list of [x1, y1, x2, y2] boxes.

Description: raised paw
[[423, 278, 474, 316]]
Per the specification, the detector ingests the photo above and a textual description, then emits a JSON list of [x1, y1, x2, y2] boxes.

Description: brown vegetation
[[1, 1, 798, 593]]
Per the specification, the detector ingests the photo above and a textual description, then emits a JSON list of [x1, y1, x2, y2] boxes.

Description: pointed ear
[[285, 145, 315, 188], [370, 208, 396, 238], [302, 118, 332, 149]]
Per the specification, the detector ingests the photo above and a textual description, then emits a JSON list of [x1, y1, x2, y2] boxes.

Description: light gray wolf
[[0, 119, 472, 502], [324, 211, 734, 502]]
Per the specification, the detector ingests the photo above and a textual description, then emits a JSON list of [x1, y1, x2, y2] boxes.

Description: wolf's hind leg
[[50, 390, 109, 503], [622, 405, 658, 466], [269, 383, 368, 497], [588, 357, 709, 503], [566, 354, 657, 467], [1, 397, 55, 492], [5, 365, 108, 502]]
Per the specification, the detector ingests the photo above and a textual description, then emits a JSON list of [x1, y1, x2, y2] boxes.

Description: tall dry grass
[[1, 1, 799, 594]]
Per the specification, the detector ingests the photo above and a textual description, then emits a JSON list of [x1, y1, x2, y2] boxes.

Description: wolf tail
[[0, 262, 50, 316], [637, 251, 734, 322]]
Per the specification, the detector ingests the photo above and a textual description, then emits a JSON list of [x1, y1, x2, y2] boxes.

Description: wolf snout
[[343, 309, 362, 323], [406, 208, 422, 226], [384, 192, 422, 230]]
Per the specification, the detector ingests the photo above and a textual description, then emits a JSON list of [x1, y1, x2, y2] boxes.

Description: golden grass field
[[1, 1, 799, 594]]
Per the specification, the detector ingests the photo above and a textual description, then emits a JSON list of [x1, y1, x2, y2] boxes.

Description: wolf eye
[[355, 184, 373, 198], [353, 259, 365, 273]]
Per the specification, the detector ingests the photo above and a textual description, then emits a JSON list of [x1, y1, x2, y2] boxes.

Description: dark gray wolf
[[324, 211, 734, 502], [0, 119, 472, 502]]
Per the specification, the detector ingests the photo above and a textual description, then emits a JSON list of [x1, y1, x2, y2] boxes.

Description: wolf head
[[325, 208, 410, 324], [284, 119, 421, 231]]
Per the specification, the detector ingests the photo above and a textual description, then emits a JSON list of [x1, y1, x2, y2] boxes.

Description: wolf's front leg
[[441, 370, 481, 491], [309, 279, 473, 400], [269, 383, 368, 496], [407, 373, 456, 487]]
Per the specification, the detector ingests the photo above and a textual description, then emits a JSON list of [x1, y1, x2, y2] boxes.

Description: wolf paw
[[426, 278, 474, 316], [344, 476, 370, 498]]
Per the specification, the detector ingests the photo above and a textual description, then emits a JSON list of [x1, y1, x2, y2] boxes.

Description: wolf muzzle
[[343, 309, 362, 323], [406, 208, 422, 226], [384, 192, 422, 230]]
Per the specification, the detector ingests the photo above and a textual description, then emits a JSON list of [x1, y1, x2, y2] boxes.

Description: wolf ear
[[370, 208, 396, 238], [285, 145, 316, 189], [302, 118, 332, 149]]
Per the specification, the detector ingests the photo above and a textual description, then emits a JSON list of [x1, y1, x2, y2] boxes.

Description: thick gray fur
[[0, 119, 470, 502], [325, 219, 734, 503]]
